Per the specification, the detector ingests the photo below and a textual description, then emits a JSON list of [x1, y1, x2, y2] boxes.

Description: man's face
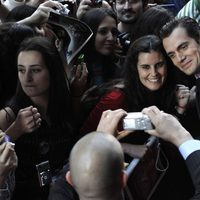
[[115, 0, 143, 24], [163, 27, 200, 76]]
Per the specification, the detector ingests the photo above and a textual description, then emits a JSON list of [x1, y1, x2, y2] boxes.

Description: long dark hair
[[81, 8, 118, 85], [10, 36, 71, 127], [123, 35, 177, 112], [0, 22, 35, 108]]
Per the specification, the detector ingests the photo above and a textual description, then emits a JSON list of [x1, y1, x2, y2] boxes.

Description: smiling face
[[163, 27, 200, 76], [95, 16, 118, 55], [137, 51, 167, 91], [17, 50, 50, 100], [115, 0, 143, 24]]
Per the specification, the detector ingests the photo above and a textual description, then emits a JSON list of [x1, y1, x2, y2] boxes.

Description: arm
[[0, 132, 17, 188], [142, 106, 193, 147], [142, 106, 200, 199], [17, 0, 64, 26], [175, 84, 190, 114], [0, 106, 41, 142], [70, 63, 88, 118], [76, 0, 111, 19], [96, 108, 127, 136]]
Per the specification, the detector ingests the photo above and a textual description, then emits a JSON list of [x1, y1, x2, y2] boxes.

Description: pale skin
[[114, 0, 145, 33], [66, 131, 127, 200], [0, 50, 52, 142], [137, 51, 190, 113], [162, 26, 200, 76], [76, 0, 111, 19], [137, 51, 167, 91], [0, 132, 17, 188], [95, 16, 118, 56], [142, 106, 193, 147], [17, 0, 64, 26]]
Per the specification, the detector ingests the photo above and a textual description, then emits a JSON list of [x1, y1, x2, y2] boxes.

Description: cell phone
[[36, 161, 52, 187], [77, 54, 85, 65], [123, 112, 153, 131]]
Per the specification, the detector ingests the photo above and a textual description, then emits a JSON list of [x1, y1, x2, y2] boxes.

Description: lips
[[181, 60, 192, 70], [148, 78, 160, 83], [24, 85, 35, 87]]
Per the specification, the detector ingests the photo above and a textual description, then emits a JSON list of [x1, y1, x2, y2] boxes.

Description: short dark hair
[[131, 5, 173, 42], [160, 17, 200, 43]]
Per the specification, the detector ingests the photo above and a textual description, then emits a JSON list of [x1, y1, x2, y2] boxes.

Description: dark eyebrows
[[177, 41, 188, 51], [17, 64, 41, 68]]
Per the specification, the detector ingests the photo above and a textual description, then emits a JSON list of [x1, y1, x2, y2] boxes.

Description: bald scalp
[[69, 132, 124, 196]]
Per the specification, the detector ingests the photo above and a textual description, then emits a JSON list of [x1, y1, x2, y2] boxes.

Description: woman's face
[[17, 50, 50, 99], [95, 16, 118, 56], [137, 51, 167, 91]]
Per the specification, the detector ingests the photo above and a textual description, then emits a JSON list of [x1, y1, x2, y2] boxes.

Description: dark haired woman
[[80, 35, 190, 135], [80, 8, 120, 87], [80, 35, 196, 200], [0, 36, 76, 199]]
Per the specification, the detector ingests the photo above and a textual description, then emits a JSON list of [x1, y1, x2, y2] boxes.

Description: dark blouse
[[8, 100, 75, 199]]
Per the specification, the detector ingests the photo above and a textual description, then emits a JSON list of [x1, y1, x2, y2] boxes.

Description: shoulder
[[100, 90, 125, 103]]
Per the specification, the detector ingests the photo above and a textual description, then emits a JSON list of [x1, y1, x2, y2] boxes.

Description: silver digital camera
[[123, 112, 153, 131]]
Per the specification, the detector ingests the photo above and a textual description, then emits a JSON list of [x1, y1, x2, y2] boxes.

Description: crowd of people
[[0, 0, 200, 200]]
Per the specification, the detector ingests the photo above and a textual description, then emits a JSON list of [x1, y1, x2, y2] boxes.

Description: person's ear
[[55, 39, 62, 52], [66, 171, 73, 186], [121, 171, 128, 188]]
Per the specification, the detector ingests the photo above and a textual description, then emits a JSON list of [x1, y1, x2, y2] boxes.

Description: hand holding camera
[[123, 112, 153, 131], [97, 109, 153, 140]]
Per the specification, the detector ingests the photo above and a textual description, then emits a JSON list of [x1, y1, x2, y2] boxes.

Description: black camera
[[118, 32, 131, 55], [91, 0, 103, 6], [36, 161, 52, 187]]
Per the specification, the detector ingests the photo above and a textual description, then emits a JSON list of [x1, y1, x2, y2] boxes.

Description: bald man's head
[[68, 132, 125, 199]]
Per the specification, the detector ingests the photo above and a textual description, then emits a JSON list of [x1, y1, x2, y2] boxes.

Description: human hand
[[25, 0, 47, 7], [96, 109, 127, 137], [12, 106, 41, 138], [21, 0, 64, 25], [188, 86, 196, 107], [0, 131, 6, 144], [76, 0, 110, 19], [76, 0, 93, 19], [0, 140, 17, 187], [176, 84, 190, 114], [142, 106, 193, 147], [70, 62, 88, 98], [114, 38, 124, 58]]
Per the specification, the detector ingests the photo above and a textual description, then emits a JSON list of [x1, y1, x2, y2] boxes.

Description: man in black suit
[[143, 105, 200, 200], [160, 17, 200, 117]]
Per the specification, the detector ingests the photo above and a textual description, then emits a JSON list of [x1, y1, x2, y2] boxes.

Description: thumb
[[190, 85, 196, 93]]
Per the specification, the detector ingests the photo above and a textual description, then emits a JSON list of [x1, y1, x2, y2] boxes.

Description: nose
[[124, 1, 131, 9], [24, 70, 33, 82], [107, 31, 115, 41], [150, 66, 158, 76], [176, 52, 185, 63]]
